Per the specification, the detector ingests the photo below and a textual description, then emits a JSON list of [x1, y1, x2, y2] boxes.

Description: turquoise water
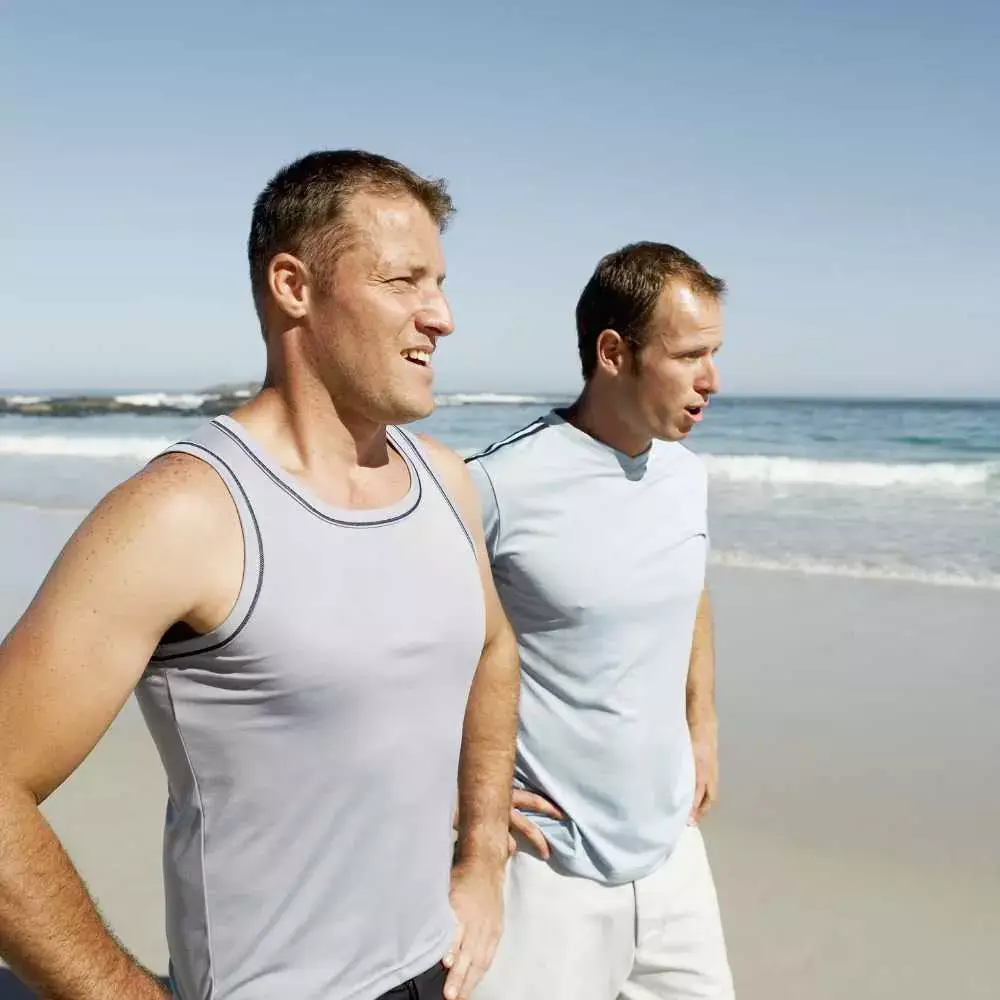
[[1, 395, 998, 587]]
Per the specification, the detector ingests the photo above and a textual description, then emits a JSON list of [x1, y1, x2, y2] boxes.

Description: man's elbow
[[493, 619, 519, 673], [477, 620, 520, 693]]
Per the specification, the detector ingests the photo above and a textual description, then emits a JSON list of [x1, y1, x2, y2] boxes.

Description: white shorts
[[474, 824, 734, 1000]]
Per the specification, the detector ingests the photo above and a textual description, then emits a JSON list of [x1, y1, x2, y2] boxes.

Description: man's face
[[625, 283, 723, 442], [306, 192, 453, 425]]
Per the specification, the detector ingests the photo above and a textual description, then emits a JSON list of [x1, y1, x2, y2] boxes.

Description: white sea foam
[[0, 499, 90, 515], [113, 392, 212, 409], [435, 393, 559, 406], [0, 435, 171, 460], [0, 390, 555, 412], [710, 549, 1000, 590], [4, 433, 996, 495], [702, 454, 998, 490], [3, 395, 49, 405]]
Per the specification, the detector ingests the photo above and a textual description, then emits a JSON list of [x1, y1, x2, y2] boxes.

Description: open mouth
[[402, 349, 432, 368], [684, 404, 705, 421]]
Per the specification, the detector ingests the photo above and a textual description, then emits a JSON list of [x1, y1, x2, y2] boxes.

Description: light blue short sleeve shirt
[[467, 410, 708, 885]]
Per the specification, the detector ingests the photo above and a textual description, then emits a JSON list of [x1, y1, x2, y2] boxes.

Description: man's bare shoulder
[[65, 451, 241, 589], [414, 434, 488, 544], [0, 453, 244, 802], [100, 451, 235, 529], [414, 434, 474, 493], [25, 450, 243, 631], [414, 433, 465, 473]]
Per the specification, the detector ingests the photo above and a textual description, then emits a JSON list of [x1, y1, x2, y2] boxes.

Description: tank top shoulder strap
[[148, 419, 264, 663], [389, 426, 475, 552]]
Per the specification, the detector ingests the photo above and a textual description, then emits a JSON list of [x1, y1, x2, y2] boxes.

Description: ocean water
[[1, 393, 998, 589]]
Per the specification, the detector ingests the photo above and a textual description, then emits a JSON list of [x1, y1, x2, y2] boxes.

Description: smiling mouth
[[402, 349, 432, 367]]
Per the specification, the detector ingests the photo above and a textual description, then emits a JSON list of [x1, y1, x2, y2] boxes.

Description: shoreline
[[3, 500, 998, 595]]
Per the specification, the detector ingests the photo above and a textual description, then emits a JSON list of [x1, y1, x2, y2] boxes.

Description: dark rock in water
[[0, 384, 261, 418]]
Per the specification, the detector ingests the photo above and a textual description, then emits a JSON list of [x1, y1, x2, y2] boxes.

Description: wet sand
[[708, 567, 999, 1000], [1, 508, 998, 998]]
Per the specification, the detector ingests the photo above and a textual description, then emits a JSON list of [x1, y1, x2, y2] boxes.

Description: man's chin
[[386, 392, 436, 426], [653, 422, 689, 443]]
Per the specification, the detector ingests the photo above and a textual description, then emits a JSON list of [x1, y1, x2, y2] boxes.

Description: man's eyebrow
[[668, 339, 722, 357], [407, 263, 447, 286], [376, 261, 446, 285]]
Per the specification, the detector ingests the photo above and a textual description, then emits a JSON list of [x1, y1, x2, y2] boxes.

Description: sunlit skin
[[299, 194, 455, 426], [568, 282, 723, 456], [235, 192, 455, 508]]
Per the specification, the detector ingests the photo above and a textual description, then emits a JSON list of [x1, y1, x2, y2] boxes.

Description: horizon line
[[1, 386, 998, 406]]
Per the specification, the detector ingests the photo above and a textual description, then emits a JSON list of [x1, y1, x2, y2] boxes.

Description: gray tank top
[[134, 415, 485, 1000]]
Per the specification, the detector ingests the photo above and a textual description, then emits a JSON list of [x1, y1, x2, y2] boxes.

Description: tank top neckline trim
[[212, 414, 423, 527]]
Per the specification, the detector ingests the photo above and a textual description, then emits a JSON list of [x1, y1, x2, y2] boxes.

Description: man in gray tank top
[[468, 244, 735, 999], [0, 151, 519, 1000]]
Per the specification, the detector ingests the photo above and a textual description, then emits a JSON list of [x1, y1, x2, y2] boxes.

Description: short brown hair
[[247, 149, 455, 317], [575, 242, 726, 379]]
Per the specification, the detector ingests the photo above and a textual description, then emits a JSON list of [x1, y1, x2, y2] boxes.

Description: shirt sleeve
[[465, 458, 501, 563]]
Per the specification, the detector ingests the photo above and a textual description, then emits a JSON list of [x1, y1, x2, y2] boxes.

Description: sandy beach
[[709, 567, 999, 1000], [2, 509, 998, 999]]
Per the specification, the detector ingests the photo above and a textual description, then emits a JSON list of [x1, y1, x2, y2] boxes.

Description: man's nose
[[417, 289, 455, 337], [696, 357, 720, 396]]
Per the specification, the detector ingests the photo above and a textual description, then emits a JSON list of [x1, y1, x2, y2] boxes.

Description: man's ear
[[595, 328, 628, 376], [267, 253, 310, 320]]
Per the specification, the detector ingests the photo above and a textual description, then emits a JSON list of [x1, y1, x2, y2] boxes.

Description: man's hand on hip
[[443, 860, 505, 1000], [509, 789, 565, 860]]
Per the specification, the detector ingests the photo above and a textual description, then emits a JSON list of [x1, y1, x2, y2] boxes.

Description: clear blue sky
[[2, 0, 998, 397]]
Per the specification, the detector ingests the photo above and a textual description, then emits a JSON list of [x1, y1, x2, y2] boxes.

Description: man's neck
[[239, 332, 391, 477], [564, 387, 651, 459]]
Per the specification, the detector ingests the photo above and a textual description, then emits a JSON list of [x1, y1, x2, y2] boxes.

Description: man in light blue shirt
[[467, 242, 734, 999]]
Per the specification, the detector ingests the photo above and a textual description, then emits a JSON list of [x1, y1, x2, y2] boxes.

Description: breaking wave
[[110, 392, 227, 409], [0, 435, 172, 460], [435, 393, 563, 406], [2, 435, 997, 496], [702, 454, 997, 490], [0, 389, 560, 417], [710, 549, 1000, 590]]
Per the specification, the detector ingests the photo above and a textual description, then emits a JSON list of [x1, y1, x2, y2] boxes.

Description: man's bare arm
[[420, 436, 519, 868], [419, 437, 519, 1000], [453, 566, 520, 873], [687, 587, 719, 823], [0, 456, 241, 999]]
